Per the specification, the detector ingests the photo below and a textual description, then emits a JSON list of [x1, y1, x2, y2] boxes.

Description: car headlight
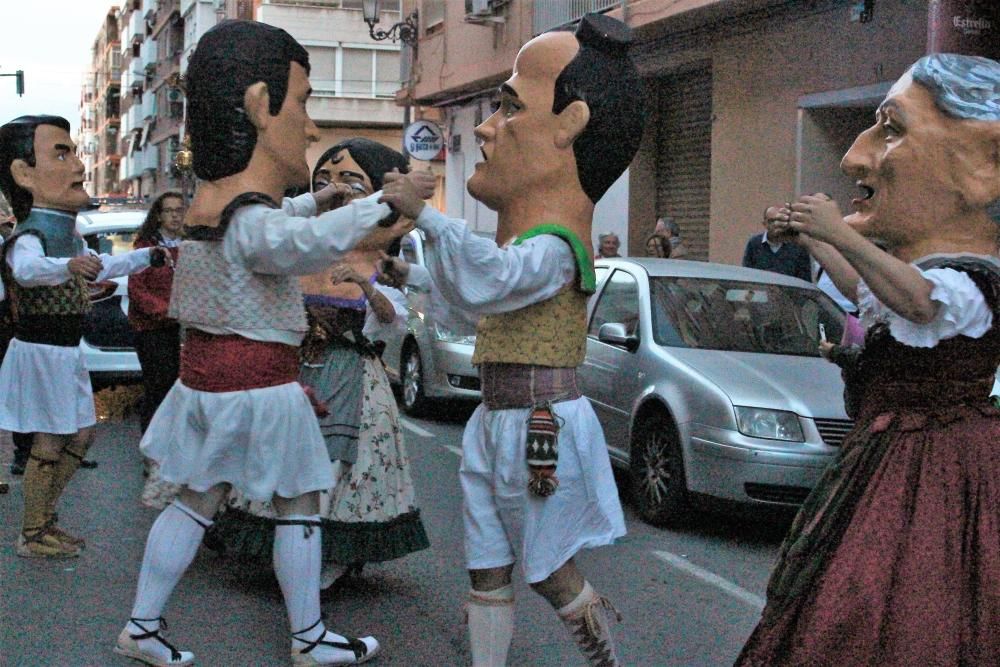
[[433, 323, 476, 345], [734, 406, 804, 442]]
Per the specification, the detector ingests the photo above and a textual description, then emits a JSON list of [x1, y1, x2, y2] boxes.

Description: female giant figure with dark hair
[[128, 191, 184, 439], [737, 53, 1000, 666]]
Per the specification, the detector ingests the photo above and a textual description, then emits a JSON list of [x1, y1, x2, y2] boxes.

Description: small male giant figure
[[382, 13, 646, 666], [0, 115, 167, 558]]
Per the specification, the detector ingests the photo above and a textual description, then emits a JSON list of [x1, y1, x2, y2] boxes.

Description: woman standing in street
[[128, 192, 183, 437], [736, 53, 1000, 666]]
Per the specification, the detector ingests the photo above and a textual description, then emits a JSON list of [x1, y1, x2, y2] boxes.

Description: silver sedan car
[[582, 258, 852, 527], [380, 229, 482, 415]]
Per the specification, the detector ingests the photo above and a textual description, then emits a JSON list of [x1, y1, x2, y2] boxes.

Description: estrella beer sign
[[404, 120, 444, 161]]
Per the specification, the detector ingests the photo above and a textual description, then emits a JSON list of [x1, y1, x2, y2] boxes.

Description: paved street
[[0, 399, 790, 666]]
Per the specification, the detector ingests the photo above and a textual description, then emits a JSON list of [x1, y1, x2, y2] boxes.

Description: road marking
[[441, 444, 463, 458], [651, 550, 765, 610], [400, 418, 435, 438]]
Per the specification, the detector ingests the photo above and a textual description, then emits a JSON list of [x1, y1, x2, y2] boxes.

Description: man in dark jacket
[[742, 205, 811, 281]]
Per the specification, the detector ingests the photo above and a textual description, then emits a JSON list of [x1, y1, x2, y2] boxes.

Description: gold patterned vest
[[472, 225, 596, 368]]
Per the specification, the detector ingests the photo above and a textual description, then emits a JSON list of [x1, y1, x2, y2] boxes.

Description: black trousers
[[133, 325, 181, 433]]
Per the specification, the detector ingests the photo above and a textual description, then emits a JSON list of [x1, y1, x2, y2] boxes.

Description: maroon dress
[[736, 257, 1000, 666]]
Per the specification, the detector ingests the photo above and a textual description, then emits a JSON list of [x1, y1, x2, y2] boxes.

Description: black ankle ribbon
[[129, 617, 182, 662]]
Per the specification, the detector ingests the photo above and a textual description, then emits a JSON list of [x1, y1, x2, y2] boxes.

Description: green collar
[[513, 224, 596, 294]]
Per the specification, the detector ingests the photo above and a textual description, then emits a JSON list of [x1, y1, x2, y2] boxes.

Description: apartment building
[[88, 6, 123, 198], [398, 0, 999, 262], [77, 73, 98, 196]]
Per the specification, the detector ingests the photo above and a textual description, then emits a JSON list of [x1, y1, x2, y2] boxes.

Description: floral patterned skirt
[[199, 356, 430, 565]]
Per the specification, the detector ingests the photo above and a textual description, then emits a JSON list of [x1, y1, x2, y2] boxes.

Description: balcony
[[532, 0, 621, 34], [128, 8, 144, 41], [142, 144, 159, 173], [142, 90, 156, 120], [141, 38, 156, 68]]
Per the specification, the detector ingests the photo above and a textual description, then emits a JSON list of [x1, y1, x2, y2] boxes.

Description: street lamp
[[362, 0, 418, 46]]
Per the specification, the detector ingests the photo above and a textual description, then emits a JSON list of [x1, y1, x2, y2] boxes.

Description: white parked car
[[75, 208, 146, 391]]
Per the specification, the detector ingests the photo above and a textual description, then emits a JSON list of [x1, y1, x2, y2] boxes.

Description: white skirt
[[460, 396, 626, 584], [140, 380, 336, 502], [0, 338, 95, 434]]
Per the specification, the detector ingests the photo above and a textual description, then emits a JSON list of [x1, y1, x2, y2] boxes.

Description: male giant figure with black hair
[[0, 114, 168, 559], [381, 14, 646, 666], [116, 20, 429, 667]]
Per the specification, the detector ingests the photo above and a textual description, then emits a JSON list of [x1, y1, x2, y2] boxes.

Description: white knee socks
[[127, 500, 211, 662], [467, 585, 515, 667], [275, 515, 379, 664]]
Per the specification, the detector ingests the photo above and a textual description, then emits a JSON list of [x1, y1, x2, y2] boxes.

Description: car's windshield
[[649, 276, 845, 356]]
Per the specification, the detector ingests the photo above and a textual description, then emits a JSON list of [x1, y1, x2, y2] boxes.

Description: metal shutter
[[655, 66, 712, 261]]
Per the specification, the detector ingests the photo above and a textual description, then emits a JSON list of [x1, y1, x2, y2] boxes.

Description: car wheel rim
[[403, 351, 421, 407], [638, 429, 673, 506]]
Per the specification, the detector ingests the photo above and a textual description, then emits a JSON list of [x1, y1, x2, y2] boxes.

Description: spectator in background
[[741, 205, 811, 281], [596, 231, 621, 258], [128, 191, 184, 445], [0, 217, 34, 477], [644, 232, 672, 258], [655, 215, 688, 259]]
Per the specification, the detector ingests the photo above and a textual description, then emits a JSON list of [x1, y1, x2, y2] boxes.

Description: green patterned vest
[[472, 225, 596, 368], [2, 209, 91, 345]]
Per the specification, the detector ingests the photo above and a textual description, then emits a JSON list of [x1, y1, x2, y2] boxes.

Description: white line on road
[[651, 550, 765, 611], [441, 444, 463, 458], [400, 418, 435, 438]]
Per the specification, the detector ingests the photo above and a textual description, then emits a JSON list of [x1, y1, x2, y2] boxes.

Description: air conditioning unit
[[465, 0, 491, 16], [464, 0, 504, 23]]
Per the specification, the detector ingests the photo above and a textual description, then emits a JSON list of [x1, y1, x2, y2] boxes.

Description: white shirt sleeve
[[224, 192, 393, 275], [413, 205, 577, 317], [8, 234, 72, 286], [95, 247, 153, 281], [857, 266, 993, 347], [362, 282, 408, 342], [281, 192, 317, 218]]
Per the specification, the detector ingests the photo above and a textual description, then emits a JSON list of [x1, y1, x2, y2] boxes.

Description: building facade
[[398, 0, 999, 262], [88, 6, 123, 198]]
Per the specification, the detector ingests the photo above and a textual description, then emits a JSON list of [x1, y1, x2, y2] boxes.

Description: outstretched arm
[[788, 195, 936, 323]]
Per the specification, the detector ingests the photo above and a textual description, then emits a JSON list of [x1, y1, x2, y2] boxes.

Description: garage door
[[655, 66, 712, 261]]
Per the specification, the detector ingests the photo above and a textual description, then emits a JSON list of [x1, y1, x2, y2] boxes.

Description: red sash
[[180, 329, 299, 393]]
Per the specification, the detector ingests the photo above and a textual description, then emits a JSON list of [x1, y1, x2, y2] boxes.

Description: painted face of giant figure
[[840, 54, 1000, 246], [0, 116, 89, 220], [468, 14, 646, 217]]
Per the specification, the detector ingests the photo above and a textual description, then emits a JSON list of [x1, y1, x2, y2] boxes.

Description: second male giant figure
[[383, 13, 646, 667]]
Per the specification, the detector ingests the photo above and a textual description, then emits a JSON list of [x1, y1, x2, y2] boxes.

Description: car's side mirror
[[598, 322, 639, 352]]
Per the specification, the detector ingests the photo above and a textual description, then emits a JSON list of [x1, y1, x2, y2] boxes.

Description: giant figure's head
[[312, 137, 410, 252], [841, 53, 1000, 245], [185, 20, 315, 186], [0, 115, 89, 221], [468, 13, 646, 213]]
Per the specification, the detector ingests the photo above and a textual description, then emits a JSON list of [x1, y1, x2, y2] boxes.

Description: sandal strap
[[292, 619, 368, 660], [129, 617, 182, 662]]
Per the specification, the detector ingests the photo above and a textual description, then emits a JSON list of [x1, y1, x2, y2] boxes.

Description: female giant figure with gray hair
[[737, 54, 1000, 666]]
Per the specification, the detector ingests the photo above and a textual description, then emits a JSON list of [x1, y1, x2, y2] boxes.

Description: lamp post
[[362, 0, 418, 46]]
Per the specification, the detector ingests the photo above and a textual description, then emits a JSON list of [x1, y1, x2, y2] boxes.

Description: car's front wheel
[[629, 409, 689, 527], [401, 342, 430, 417]]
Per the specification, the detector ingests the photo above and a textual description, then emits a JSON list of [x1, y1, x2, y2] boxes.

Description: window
[[341, 48, 371, 96], [649, 277, 844, 355], [307, 46, 336, 82], [588, 270, 639, 338], [422, 0, 445, 31], [375, 50, 401, 97]]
